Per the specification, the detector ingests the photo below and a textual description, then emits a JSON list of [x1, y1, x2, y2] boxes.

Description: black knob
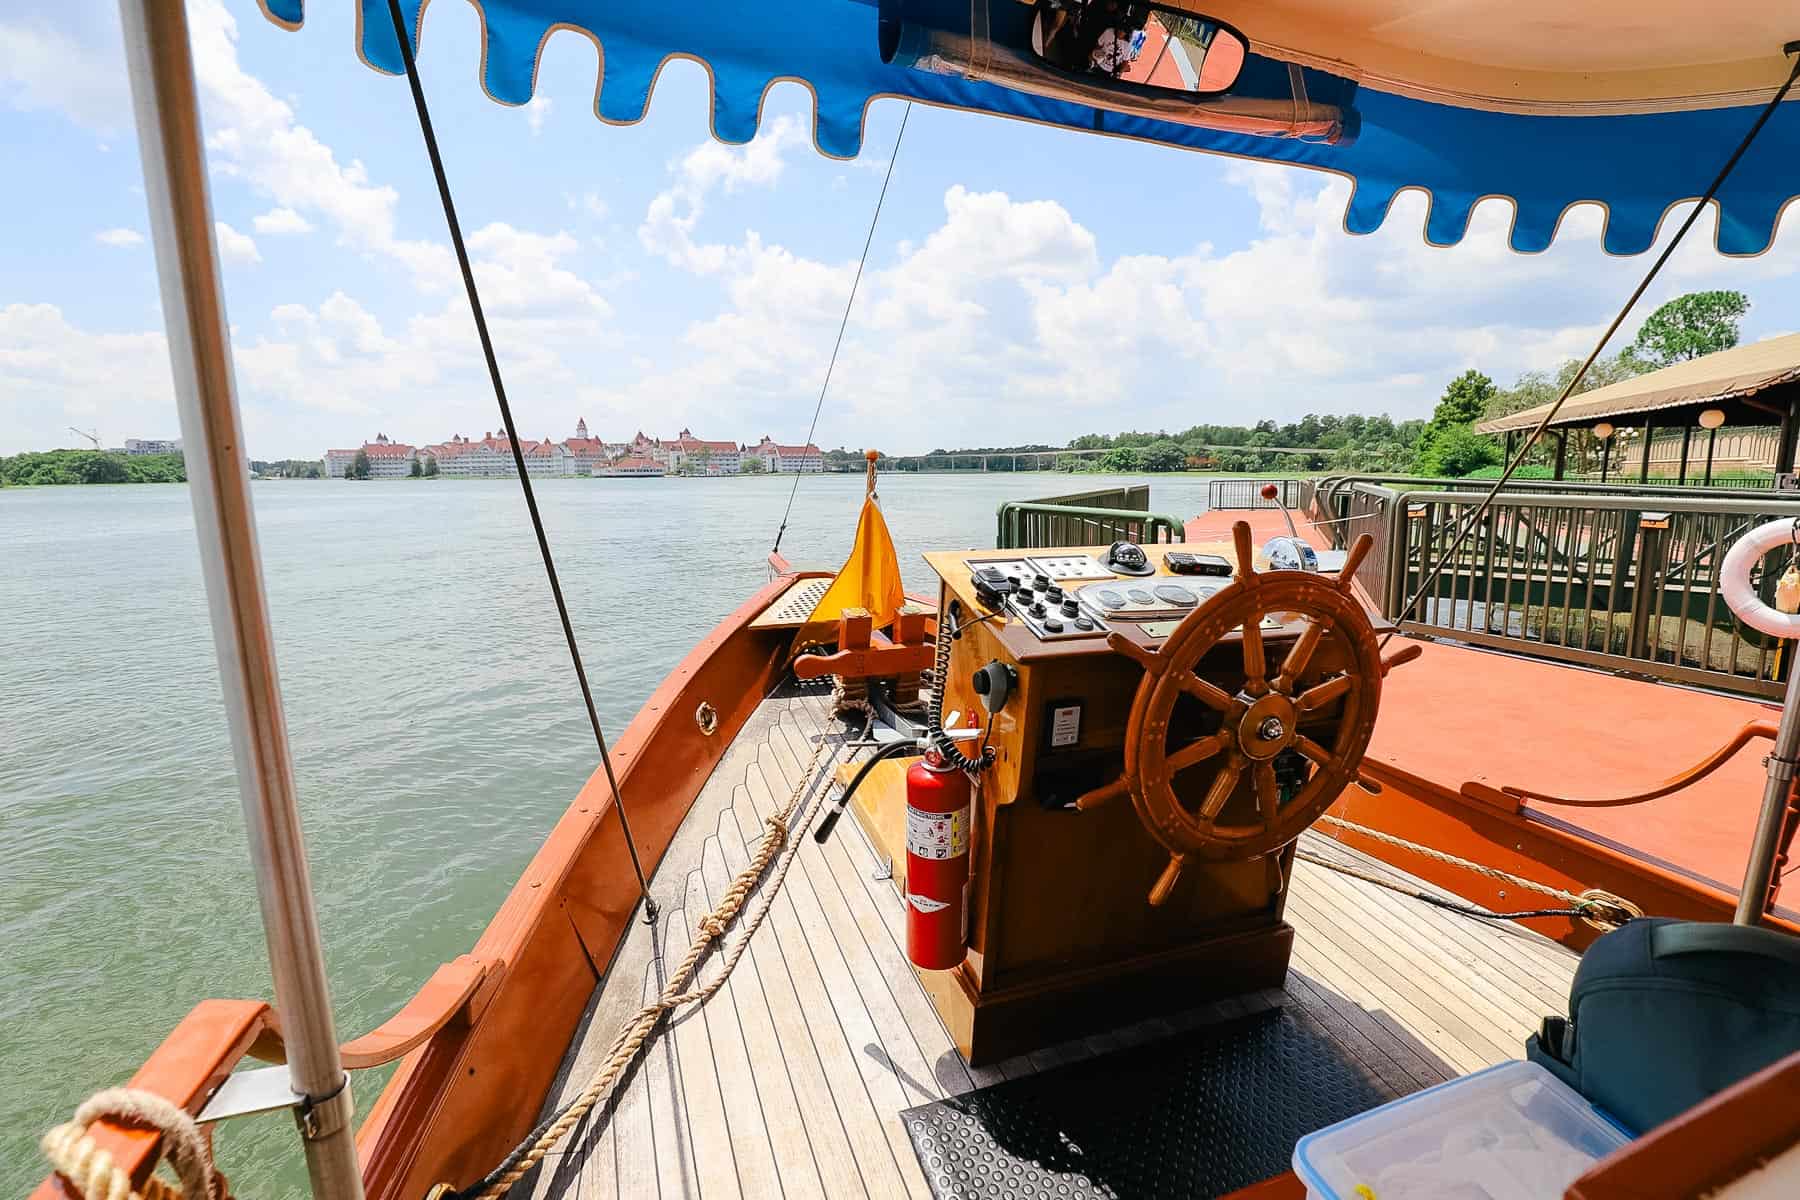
[[1034, 573, 1051, 591], [1016, 588, 1034, 604], [1046, 585, 1064, 603], [1030, 602, 1047, 618], [1061, 598, 1079, 617], [1043, 617, 1064, 632], [1074, 616, 1095, 631], [972, 669, 990, 694]]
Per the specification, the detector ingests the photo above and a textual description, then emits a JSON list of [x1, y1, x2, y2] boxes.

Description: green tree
[[1098, 446, 1142, 472], [1485, 353, 1648, 422], [1628, 290, 1748, 367], [409, 457, 423, 478], [422, 455, 438, 478], [1414, 369, 1496, 472], [1418, 424, 1500, 476], [740, 457, 767, 474], [348, 449, 370, 480], [1139, 440, 1186, 471]]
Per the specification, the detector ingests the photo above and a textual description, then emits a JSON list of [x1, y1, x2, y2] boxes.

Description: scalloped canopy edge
[[257, 0, 1800, 257]]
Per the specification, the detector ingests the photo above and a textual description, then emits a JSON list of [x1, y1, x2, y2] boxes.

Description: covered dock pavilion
[[1478, 332, 1800, 485]]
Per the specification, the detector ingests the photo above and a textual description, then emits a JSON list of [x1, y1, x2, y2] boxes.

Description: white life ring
[[1719, 518, 1800, 639]]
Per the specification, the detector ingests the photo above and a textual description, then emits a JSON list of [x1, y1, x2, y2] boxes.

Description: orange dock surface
[[1186, 506, 1786, 912]]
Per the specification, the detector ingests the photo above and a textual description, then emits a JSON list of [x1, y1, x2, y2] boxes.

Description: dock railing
[[1208, 478, 1301, 510], [997, 484, 1184, 549], [1321, 479, 1800, 698]]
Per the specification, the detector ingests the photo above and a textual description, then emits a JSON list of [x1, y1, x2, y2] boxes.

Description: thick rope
[[41, 1088, 224, 1200], [1314, 815, 1641, 930], [442, 730, 835, 1200], [1295, 849, 1598, 923]]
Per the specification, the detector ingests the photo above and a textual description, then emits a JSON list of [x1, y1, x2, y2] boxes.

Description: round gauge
[[1093, 588, 1127, 609], [1153, 583, 1198, 607], [1127, 588, 1155, 604]]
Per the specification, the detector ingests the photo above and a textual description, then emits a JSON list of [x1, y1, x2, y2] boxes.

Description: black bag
[[1527, 917, 1800, 1134]]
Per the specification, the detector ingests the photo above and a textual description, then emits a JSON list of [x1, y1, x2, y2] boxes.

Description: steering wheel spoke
[[1297, 674, 1352, 714], [1197, 762, 1242, 823], [1273, 617, 1325, 694], [1293, 734, 1337, 768], [1240, 613, 1268, 694], [1178, 672, 1235, 712], [1253, 762, 1281, 825], [1167, 732, 1226, 775]]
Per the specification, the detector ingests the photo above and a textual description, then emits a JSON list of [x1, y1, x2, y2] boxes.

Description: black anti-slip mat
[[901, 1006, 1407, 1199]]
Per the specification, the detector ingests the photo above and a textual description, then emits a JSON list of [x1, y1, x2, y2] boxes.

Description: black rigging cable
[[1383, 44, 1800, 646], [382, 0, 656, 920], [772, 101, 913, 557]]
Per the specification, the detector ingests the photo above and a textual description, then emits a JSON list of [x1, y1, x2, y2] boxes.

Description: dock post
[[118, 2, 362, 1195]]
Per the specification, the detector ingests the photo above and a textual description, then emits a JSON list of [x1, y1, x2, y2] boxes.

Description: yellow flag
[[793, 497, 906, 653]]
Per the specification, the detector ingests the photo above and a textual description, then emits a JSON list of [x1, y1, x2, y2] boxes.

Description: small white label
[[907, 893, 950, 913], [906, 804, 969, 861], [1050, 704, 1081, 748]]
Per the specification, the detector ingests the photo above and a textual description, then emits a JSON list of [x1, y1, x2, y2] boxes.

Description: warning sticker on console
[[906, 804, 969, 860]]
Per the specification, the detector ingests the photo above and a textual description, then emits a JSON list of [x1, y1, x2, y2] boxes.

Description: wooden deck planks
[[521, 687, 1582, 1200]]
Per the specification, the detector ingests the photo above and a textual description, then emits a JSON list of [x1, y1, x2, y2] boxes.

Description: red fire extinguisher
[[905, 748, 972, 970]]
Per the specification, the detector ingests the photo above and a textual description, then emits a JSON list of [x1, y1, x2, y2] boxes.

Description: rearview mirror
[[1030, 1, 1247, 97]]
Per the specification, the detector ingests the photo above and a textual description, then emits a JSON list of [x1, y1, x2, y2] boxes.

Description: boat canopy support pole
[[116, 2, 362, 1195], [1736, 662, 1800, 924]]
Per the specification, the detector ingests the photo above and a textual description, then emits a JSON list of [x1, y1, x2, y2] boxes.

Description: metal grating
[[902, 1007, 1404, 1199], [749, 576, 833, 630]]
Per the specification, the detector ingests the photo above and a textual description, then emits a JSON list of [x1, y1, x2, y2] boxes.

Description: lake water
[[0, 472, 1227, 1195]]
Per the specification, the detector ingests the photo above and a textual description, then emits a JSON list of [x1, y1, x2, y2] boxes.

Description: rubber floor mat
[[901, 1006, 1408, 1199]]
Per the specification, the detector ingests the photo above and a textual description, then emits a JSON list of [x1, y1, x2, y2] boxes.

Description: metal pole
[[117, 3, 362, 1195], [1736, 662, 1800, 924], [1639, 418, 1654, 484], [1705, 427, 1718, 485]]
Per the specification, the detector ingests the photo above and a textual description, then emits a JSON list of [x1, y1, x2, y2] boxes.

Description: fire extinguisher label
[[907, 893, 950, 913], [906, 804, 969, 861]]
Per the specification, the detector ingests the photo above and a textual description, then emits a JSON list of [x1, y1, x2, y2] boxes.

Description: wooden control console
[[850, 540, 1387, 1064]]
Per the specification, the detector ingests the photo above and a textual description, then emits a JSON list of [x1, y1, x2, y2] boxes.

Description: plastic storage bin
[[1293, 1060, 1630, 1200]]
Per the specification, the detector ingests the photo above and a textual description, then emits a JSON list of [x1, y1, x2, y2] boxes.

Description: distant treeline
[[919, 414, 1428, 474], [1, 449, 187, 486], [919, 291, 1759, 478]]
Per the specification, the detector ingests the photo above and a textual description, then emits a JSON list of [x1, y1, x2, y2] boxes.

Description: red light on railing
[[1260, 484, 1280, 500]]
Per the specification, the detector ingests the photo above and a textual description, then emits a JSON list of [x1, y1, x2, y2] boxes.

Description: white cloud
[[0, 303, 173, 449], [252, 206, 314, 235], [214, 220, 261, 264], [640, 115, 809, 272], [0, 18, 129, 132], [525, 95, 552, 135], [94, 227, 143, 247], [182, 0, 455, 291]]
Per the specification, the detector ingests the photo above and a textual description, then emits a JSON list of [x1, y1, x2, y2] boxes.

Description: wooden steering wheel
[[1075, 522, 1416, 906]]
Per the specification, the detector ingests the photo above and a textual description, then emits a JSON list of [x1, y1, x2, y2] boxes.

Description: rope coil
[[41, 1088, 226, 1200]]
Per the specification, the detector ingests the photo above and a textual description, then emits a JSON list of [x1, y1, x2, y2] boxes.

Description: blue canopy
[[260, 0, 1800, 256]]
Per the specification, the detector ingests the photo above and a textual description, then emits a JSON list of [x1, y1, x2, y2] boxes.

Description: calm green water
[[0, 473, 1222, 1195]]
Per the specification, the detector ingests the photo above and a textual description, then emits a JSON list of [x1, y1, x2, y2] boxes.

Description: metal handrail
[[1207, 478, 1301, 510], [996, 500, 1185, 549], [1339, 480, 1800, 698]]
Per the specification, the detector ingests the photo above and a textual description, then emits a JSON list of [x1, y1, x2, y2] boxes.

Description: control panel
[[1076, 578, 1227, 621], [1005, 582, 1109, 640]]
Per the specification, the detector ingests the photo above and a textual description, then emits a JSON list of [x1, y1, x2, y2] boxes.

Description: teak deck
[[514, 685, 1578, 1200]]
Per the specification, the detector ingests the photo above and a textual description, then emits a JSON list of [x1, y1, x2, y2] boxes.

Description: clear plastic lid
[[1293, 1060, 1631, 1200]]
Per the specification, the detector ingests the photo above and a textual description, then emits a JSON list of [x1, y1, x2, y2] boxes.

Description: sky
[[3, 1, 1800, 460]]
